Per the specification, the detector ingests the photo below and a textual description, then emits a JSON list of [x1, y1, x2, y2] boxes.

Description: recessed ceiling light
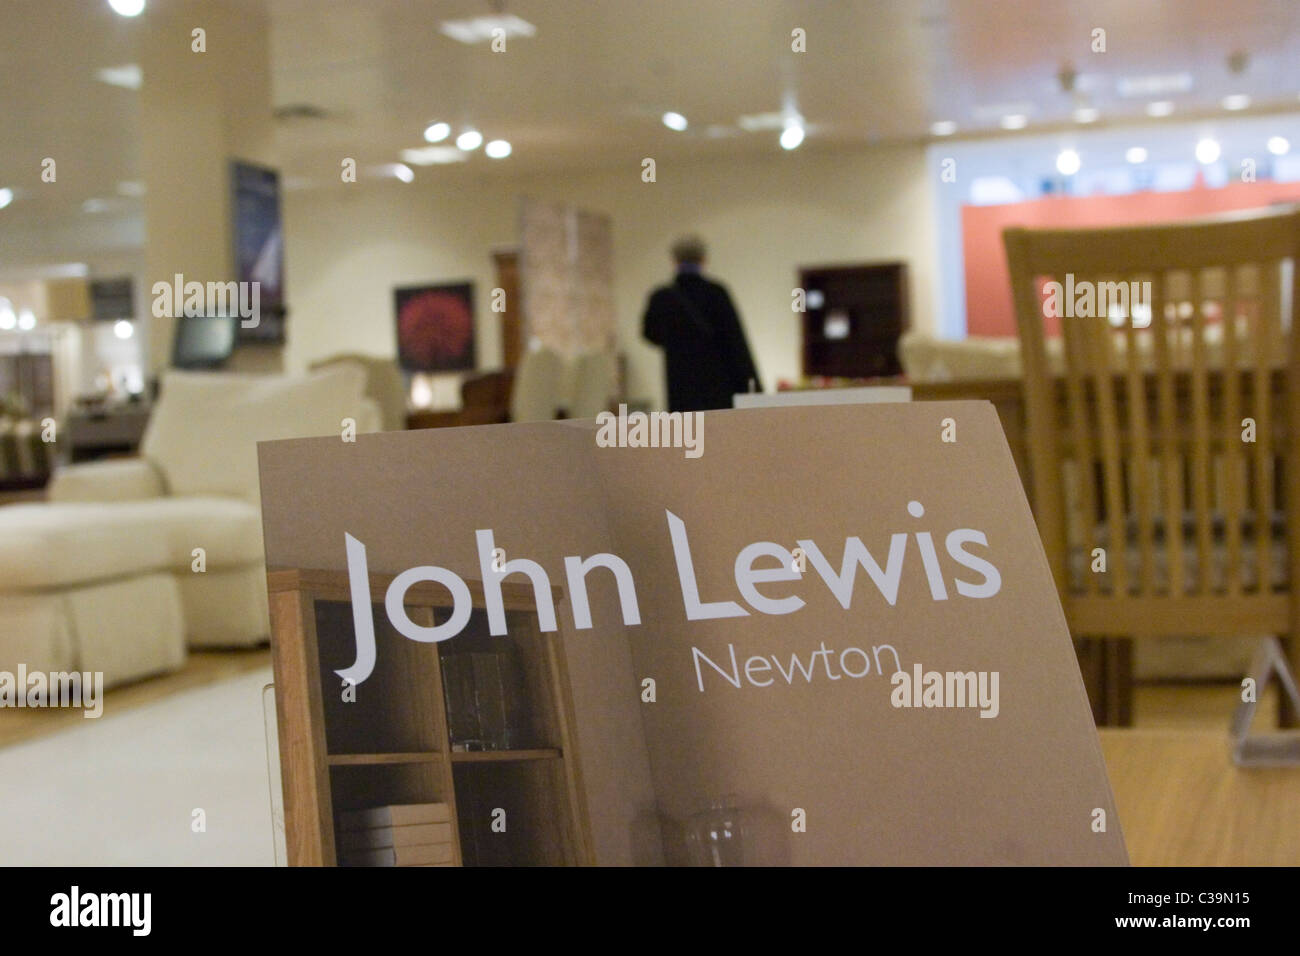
[[107, 0, 145, 16], [17, 309, 36, 331], [1222, 94, 1251, 111], [485, 139, 512, 159], [1118, 73, 1193, 98], [930, 120, 957, 136], [1268, 136, 1291, 156], [96, 64, 142, 90], [0, 188, 12, 210], [0, 300, 13, 330], [662, 111, 688, 132], [456, 130, 483, 151], [440, 14, 536, 44], [1056, 149, 1081, 175], [737, 112, 786, 132], [779, 122, 805, 150], [423, 122, 450, 143], [113, 319, 134, 340], [1125, 146, 1148, 164], [1000, 114, 1028, 130], [1073, 107, 1100, 124], [1195, 137, 1221, 164], [1146, 100, 1175, 117], [116, 180, 145, 198], [390, 163, 414, 183], [400, 146, 467, 166]]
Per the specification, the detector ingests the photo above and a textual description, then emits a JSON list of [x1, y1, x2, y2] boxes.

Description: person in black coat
[[642, 236, 761, 412]]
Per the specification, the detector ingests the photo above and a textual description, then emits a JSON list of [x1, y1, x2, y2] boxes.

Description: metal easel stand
[[1229, 637, 1300, 766], [262, 682, 288, 866]]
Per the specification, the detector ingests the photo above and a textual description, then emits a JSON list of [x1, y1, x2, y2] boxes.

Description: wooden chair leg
[[1106, 638, 1134, 727], [1073, 636, 1134, 727], [1280, 635, 1300, 728], [1073, 637, 1103, 724]]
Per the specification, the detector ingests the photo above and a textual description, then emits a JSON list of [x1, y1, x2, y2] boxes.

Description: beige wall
[[283, 144, 937, 409]]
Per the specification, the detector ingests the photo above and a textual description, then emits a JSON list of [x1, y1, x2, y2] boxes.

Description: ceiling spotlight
[[1000, 114, 1028, 130], [17, 309, 35, 331], [1268, 136, 1291, 156], [1222, 94, 1251, 111], [0, 300, 13, 330], [423, 122, 450, 143], [401, 146, 467, 166], [113, 319, 134, 340], [930, 120, 957, 136], [95, 64, 142, 90], [1073, 107, 1100, 124], [1125, 146, 1149, 164], [1195, 137, 1221, 164], [1056, 149, 1081, 176], [485, 139, 512, 159], [1146, 100, 1175, 117], [107, 0, 145, 16], [456, 130, 483, 151], [662, 111, 688, 132], [779, 122, 805, 150], [0, 188, 12, 209], [391, 163, 414, 183]]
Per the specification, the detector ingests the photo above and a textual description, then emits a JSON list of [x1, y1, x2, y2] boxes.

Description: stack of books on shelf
[[338, 802, 455, 867]]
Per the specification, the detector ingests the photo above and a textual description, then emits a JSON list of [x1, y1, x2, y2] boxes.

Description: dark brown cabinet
[[799, 262, 909, 379]]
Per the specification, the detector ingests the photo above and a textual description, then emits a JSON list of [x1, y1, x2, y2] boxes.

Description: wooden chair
[[1003, 205, 1300, 726]]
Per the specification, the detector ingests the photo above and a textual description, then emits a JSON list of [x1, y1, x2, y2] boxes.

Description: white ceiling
[[4, 0, 1300, 267]]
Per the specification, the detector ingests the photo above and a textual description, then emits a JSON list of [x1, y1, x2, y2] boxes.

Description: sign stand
[[1230, 637, 1300, 766]]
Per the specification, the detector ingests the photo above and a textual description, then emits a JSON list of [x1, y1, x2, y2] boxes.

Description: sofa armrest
[[46, 457, 166, 503]]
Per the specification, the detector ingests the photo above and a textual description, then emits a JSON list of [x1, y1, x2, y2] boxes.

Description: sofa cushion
[[0, 497, 263, 591], [122, 496, 264, 570], [47, 458, 166, 503], [0, 503, 172, 590], [141, 366, 370, 504]]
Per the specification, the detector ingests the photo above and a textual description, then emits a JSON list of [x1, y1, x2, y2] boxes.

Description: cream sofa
[[899, 321, 1255, 383], [0, 367, 379, 688]]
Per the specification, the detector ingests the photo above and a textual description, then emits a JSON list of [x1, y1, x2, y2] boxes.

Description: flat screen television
[[172, 315, 236, 369], [89, 277, 135, 321], [229, 159, 286, 344]]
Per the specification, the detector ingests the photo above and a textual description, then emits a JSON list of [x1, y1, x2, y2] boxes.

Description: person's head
[[671, 235, 707, 270]]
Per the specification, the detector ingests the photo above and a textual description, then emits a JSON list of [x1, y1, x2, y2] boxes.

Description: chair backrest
[[310, 353, 408, 432], [567, 350, 619, 420], [1004, 206, 1300, 612], [509, 345, 565, 422]]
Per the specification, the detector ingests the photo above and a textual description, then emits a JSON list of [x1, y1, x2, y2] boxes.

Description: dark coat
[[641, 272, 761, 412]]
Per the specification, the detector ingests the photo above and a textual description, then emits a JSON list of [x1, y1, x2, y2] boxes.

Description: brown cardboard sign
[[258, 400, 1127, 865]]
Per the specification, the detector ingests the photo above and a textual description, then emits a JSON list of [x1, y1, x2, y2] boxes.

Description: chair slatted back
[[1004, 207, 1300, 611]]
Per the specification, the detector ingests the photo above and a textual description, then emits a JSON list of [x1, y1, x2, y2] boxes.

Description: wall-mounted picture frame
[[394, 282, 476, 372]]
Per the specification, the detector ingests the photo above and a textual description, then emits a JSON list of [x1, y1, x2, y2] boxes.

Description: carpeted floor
[[0, 665, 279, 866]]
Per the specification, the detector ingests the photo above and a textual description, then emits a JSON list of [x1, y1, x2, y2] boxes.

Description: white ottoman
[[0, 503, 187, 688]]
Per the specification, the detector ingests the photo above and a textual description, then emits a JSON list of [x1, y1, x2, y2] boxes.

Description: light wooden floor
[[2, 654, 1297, 864], [1102, 683, 1300, 866]]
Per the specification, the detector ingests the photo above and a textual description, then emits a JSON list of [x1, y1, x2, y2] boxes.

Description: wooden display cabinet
[[267, 568, 594, 866]]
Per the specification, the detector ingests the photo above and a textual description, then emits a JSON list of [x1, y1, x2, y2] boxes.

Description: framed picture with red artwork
[[394, 282, 476, 372]]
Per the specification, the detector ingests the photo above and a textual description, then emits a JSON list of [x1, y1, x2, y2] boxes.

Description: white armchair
[[0, 366, 380, 688]]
